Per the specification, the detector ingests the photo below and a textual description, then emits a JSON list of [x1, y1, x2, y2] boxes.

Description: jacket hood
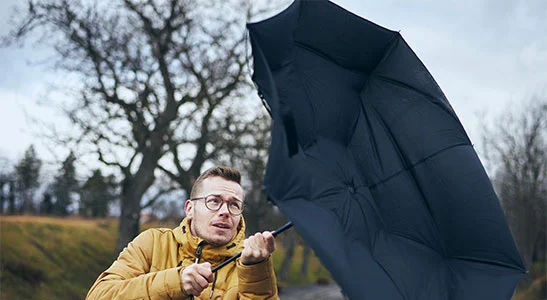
[[175, 217, 246, 266]]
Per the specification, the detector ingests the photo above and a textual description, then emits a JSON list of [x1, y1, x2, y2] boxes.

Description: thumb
[[200, 262, 211, 269]]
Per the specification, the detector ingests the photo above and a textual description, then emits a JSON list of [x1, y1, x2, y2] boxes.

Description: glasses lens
[[228, 201, 243, 215], [205, 195, 222, 210], [204, 195, 244, 215]]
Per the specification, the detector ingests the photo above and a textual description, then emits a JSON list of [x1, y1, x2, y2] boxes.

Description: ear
[[184, 200, 194, 219]]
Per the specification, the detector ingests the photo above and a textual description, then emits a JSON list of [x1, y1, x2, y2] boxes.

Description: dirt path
[[279, 283, 346, 300]]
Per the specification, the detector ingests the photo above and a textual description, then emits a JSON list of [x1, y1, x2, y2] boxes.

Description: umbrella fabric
[[247, 0, 525, 299]]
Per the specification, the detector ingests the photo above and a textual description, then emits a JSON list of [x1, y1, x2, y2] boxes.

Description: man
[[87, 166, 279, 299]]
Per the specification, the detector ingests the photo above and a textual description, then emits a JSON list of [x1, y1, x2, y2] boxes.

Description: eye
[[230, 201, 242, 210], [207, 197, 222, 205]]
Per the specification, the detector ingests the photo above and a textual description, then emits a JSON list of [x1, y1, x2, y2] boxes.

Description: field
[[0, 216, 332, 299]]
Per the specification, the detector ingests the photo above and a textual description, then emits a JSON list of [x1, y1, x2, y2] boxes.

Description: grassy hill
[[1, 216, 118, 300], [0, 216, 333, 299]]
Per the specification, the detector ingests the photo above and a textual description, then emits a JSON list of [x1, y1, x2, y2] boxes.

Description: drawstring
[[208, 242, 236, 298], [189, 241, 205, 300], [209, 271, 218, 299]]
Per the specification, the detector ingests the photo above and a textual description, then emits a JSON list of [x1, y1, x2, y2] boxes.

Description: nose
[[217, 201, 231, 216]]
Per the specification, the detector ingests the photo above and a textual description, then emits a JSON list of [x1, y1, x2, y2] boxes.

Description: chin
[[207, 234, 232, 246], [209, 238, 230, 247]]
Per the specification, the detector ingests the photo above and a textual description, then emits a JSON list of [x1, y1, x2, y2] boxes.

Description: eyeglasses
[[190, 194, 245, 216]]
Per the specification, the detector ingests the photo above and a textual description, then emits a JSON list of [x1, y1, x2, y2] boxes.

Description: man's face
[[185, 176, 244, 246]]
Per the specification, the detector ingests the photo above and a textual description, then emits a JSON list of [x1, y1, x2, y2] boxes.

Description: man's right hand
[[181, 262, 214, 296]]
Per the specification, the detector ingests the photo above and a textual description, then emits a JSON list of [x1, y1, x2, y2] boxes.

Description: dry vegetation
[[0, 216, 118, 299], [0, 216, 333, 299]]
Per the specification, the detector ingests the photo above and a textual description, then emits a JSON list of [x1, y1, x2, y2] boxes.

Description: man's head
[[184, 166, 245, 246]]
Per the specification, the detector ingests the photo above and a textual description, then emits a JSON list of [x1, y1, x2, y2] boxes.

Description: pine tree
[[15, 145, 42, 214], [80, 170, 117, 218], [52, 152, 79, 216], [40, 192, 54, 215]]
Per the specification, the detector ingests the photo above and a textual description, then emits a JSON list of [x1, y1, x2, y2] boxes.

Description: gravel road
[[278, 283, 346, 300]]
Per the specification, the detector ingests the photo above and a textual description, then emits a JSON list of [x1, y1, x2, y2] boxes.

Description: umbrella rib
[[293, 41, 368, 75], [375, 75, 466, 137], [367, 143, 470, 190], [365, 98, 469, 256], [367, 143, 468, 257], [449, 256, 527, 272]]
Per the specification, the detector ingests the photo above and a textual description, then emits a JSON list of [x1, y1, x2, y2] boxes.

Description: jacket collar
[[175, 217, 246, 265]]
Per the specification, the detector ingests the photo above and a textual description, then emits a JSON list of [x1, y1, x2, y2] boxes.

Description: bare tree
[[2, 0, 271, 252], [481, 96, 547, 284], [214, 111, 288, 235]]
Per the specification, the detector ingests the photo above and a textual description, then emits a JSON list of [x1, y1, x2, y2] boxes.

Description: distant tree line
[[481, 98, 546, 286], [0, 147, 117, 218]]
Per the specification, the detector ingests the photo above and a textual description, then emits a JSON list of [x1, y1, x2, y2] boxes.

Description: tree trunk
[[22, 190, 32, 214], [533, 224, 546, 262], [8, 181, 16, 214], [0, 187, 4, 215], [300, 245, 311, 279], [116, 191, 142, 254], [279, 235, 296, 282], [509, 203, 541, 286], [115, 152, 160, 253]]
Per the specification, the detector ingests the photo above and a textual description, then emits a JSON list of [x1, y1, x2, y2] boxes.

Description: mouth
[[212, 223, 231, 230]]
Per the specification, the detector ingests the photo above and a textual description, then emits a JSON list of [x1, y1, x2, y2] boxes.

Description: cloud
[[1, 0, 545, 166]]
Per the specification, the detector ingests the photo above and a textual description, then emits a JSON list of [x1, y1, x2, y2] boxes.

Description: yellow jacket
[[86, 218, 278, 299]]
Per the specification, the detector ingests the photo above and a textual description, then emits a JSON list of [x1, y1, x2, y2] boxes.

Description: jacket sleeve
[[236, 256, 279, 300], [86, 230, 188, 300]]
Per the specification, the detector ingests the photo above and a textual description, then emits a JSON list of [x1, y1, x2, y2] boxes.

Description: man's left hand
[[240, 231, 276, 265]]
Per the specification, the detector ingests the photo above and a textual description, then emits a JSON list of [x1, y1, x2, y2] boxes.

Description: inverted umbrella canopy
[[247, 0, 525, 299]]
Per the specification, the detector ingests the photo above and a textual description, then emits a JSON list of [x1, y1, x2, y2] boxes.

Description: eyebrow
[[211, 194, 243, 203]]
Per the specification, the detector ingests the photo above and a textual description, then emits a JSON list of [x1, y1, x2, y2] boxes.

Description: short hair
[[190, 166, 242, 198]]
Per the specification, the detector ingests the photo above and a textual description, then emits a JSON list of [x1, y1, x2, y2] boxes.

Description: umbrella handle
[[211, 221, 293, 273]]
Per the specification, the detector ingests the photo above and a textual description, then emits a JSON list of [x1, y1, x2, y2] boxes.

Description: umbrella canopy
[[247, 0, 526, 299]]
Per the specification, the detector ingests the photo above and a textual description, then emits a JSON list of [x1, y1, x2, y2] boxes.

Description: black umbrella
[[247, 0, 526, 299]]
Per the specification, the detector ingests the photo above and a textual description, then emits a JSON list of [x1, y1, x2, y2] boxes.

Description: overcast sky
[[0, 0, 546, 173]]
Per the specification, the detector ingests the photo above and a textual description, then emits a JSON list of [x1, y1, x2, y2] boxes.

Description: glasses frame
[[190, 194, 246, 216]]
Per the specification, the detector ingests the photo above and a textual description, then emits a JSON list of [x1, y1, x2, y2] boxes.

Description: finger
[[193, 272, 210, 290], [262, 231, 276, 252], [255, 232, 266, 241], [186, 279, 200, 295], [182, 274, 201, 296], [242, 238, 261, 264], [250, 236, 268, 257], [197, 262, 214, 282], [182, 264, 209, 295], [250, 232, 266, 248], [262, 231, 273, 238]]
